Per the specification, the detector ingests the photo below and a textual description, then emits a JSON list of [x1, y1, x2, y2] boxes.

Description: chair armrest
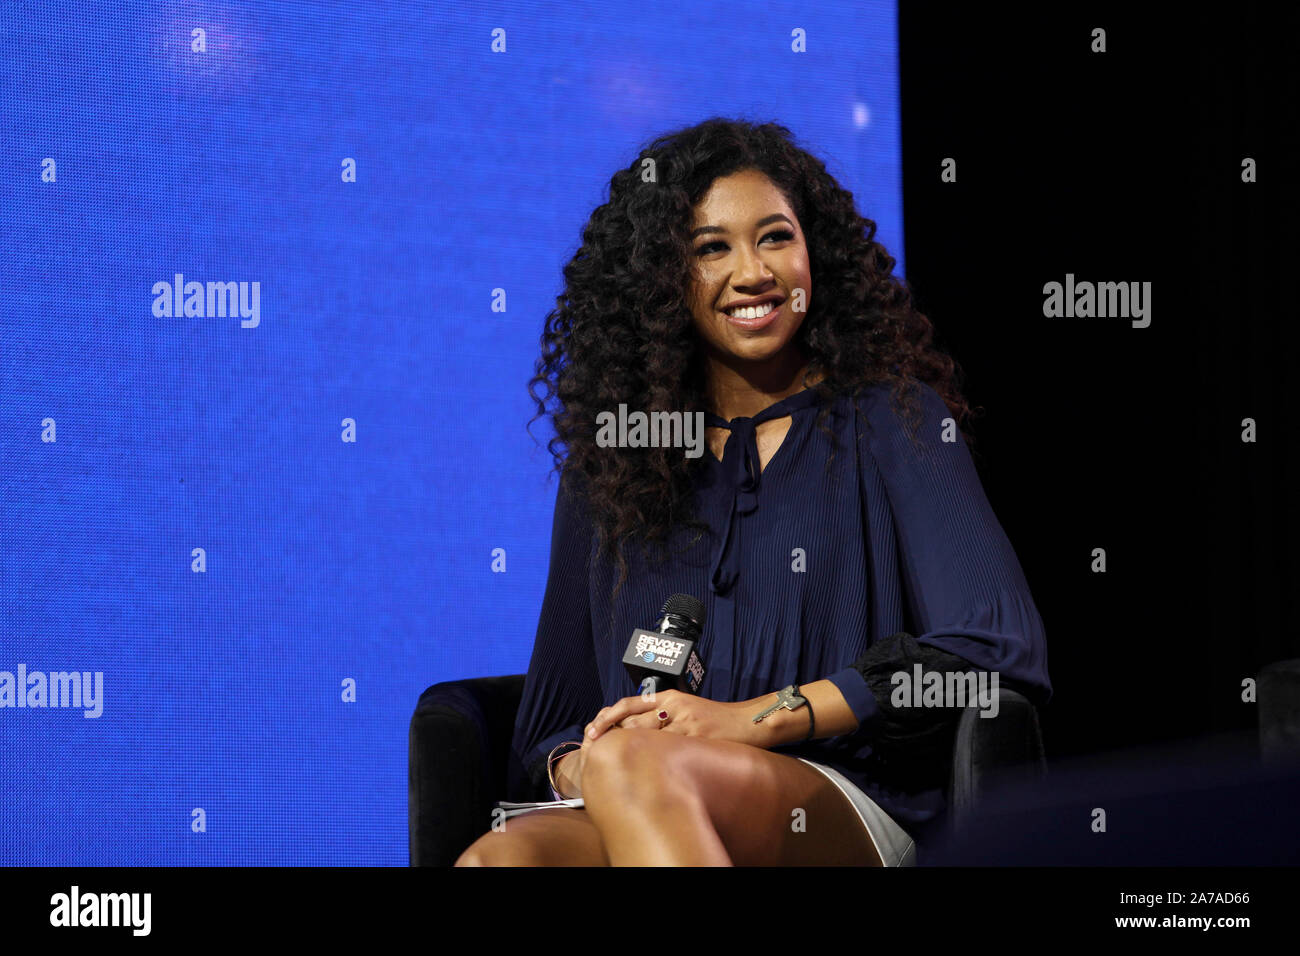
[[947, 685, 1046, 830], [408, 674, 525, 867], [1259, 658, 1300, 765]]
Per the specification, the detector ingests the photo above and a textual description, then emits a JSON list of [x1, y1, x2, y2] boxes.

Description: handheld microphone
[[622, 594, 707, 695]]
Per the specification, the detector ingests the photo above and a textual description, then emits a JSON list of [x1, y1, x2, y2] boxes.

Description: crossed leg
[[455, 727, 883, 866]]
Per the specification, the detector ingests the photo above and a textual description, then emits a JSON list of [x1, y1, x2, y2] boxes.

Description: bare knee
[[454, 832, 544, 867], [582, 728, 667, 796], [454, 844, 486, 866], [582, 729, 720, 814]]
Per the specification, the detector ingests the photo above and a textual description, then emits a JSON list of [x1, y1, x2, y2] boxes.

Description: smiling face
[[685, 168, 813, 370]]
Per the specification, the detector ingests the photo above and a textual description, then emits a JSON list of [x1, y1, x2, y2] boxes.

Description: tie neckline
[[703, 384, 823, 430], [703, 386, 823, 487], [704, 386, 823, 598]]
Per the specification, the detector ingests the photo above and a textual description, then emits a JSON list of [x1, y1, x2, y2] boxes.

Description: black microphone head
[[660, 593, 705, 637]]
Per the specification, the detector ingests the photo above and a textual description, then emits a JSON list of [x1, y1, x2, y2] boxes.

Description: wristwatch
[[752, 684, 816, 741]]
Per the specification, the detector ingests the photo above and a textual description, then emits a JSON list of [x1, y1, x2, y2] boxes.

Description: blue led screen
[[0, 0, 903, 864]]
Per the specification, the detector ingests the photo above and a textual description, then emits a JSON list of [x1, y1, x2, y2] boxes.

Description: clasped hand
[[581, 689, 769, 752]]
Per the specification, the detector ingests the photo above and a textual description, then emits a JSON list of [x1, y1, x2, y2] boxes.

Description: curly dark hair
[[529, 117, 981, 595]]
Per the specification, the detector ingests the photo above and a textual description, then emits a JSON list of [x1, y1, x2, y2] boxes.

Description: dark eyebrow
[[689, 213, 793, 240]]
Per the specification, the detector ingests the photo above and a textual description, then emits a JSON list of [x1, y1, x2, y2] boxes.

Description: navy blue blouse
[[509, 379, 1052, 847]]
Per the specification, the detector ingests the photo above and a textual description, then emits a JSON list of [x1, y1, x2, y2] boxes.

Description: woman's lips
[[720, 299, 782, 331]]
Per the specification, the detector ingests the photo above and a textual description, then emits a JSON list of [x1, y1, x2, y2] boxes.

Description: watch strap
[[792, 684, 816, 741]]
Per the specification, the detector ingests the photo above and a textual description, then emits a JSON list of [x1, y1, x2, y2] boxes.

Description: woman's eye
[[695, 230, 794, 256]]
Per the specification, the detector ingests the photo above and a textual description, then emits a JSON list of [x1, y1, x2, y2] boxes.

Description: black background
[[898, 1, 1297, 761]]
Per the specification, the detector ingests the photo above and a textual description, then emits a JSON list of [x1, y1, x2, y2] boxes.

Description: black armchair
[[408, 675, 1046, 866]]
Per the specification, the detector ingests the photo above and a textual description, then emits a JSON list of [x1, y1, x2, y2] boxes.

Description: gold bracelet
[[546, 740, 584, 797]]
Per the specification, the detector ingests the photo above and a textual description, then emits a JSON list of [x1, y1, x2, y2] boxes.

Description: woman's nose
[[730, 246, 775, 287]]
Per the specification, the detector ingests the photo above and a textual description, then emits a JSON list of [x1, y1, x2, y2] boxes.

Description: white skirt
[[797, 758, 918, 866]]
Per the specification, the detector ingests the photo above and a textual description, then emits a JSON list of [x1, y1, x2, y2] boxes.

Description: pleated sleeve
[[824, 380, 1052, 755], [509, 470, 605, 799]]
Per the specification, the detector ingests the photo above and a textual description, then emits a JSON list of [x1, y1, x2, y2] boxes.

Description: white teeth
[[725, 301, 776, 320]]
